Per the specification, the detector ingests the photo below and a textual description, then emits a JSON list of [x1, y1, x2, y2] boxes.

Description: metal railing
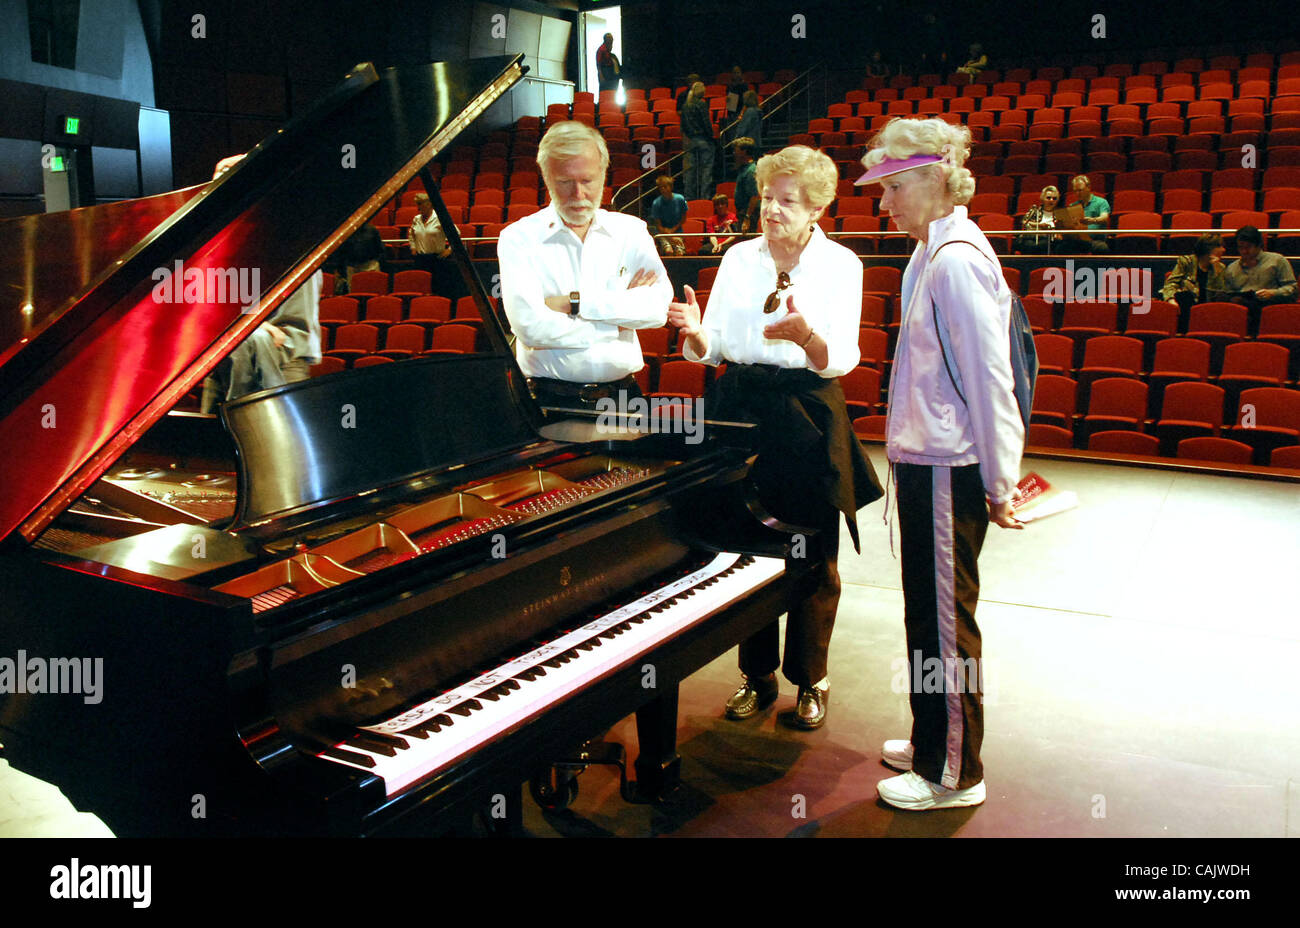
[[610, 64, 828, 216]]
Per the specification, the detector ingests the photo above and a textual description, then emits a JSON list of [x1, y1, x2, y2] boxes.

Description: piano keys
[[0, 55, 818, 836]]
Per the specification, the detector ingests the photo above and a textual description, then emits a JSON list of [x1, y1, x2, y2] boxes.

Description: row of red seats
[[319, 294, 488, 329], [1027, 427, 1300, 467], [853, 412, 1300, 468], [839, 89, 1300, 116], [319, 322, 481, 361], [852, 71, 1300, 101], [862, 54, 1300, 89], [1029, 378, 1300, 461], [795, 110, 1300, 145], [962, 149, 1300, 177]]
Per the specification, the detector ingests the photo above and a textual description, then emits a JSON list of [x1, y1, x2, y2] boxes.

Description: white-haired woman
[[856, 117, 1025, 811], [668, 145, 883, 730]]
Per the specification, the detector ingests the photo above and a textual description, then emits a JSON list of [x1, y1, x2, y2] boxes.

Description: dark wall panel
[[168, 111, 231, 187], [154, 65, 228, 113], [226, 73, 287, 119], [92, 96, 140, 149], [91, 146, 139, 198], [0, 139, 44, 195], [0, 79, 47, 140]]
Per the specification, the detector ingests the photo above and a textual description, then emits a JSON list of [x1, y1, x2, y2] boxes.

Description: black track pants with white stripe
[[895, 462, 989, 790]]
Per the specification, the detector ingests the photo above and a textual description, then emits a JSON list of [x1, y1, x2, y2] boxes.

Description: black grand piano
[[0, 56, 815, 836]]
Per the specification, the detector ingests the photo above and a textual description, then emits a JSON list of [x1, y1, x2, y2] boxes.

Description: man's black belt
[[527, 374, 639, 403]]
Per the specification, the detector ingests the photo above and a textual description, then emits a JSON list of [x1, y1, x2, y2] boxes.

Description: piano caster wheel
[[529, 769, 580, 811]]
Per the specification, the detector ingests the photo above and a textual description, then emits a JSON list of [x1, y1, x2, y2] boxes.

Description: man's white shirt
[[498, 204, 671, 382]]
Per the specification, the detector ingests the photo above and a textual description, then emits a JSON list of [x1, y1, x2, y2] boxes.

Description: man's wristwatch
[[568, 291, 580, 317]]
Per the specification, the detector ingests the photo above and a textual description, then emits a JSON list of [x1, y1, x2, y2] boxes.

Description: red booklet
[[1011, 472, 1078, 522]]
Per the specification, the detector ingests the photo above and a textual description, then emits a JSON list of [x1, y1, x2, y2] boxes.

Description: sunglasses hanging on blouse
[[763, 271, 791, 314]]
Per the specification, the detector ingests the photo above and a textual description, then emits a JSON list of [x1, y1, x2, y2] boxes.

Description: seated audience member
[[649, 174, 689, 255], [703, 193, 739, 254], [1161, 233, 1228, 320], [1066, 174, 1110, 254], [1224, 225, 1297, 333], [1015, 186, 1061, 254], [956, 43, 988, 80], [732, 137, 761, 233]]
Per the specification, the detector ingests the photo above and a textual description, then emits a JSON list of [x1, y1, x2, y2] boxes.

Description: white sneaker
[[881, 739, 913, 771], [876, 771, 986, 810]]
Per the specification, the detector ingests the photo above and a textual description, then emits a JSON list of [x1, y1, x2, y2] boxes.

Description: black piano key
[[447, 703, 475, 717], [401, 726, 430, 739], [477, 687, 502, 701], [318, 744, 377, 768], [352, 733, 401, 757]]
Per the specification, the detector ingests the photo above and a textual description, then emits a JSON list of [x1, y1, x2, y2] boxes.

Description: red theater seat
[[1176, 437, 1254, 465]]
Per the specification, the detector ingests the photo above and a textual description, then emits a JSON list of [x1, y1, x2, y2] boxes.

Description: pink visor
[[854, 153, 943, 185]]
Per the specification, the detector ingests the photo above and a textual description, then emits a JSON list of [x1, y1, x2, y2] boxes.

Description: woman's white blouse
[[683, 226, 863, 377]]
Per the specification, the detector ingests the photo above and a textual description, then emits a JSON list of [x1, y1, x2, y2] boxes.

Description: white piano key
[[315, 552, 784, 795]]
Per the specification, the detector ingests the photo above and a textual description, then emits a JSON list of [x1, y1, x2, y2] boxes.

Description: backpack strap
[[927, 239, 995, 407]]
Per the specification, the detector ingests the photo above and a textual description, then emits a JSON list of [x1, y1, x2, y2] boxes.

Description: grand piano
[[0, 56, 816, 836]]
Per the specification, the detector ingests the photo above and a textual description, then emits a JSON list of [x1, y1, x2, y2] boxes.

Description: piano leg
[[633, 685, 683, 800]]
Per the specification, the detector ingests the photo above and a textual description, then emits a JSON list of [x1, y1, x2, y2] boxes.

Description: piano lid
[[0, 55, 526, 545]]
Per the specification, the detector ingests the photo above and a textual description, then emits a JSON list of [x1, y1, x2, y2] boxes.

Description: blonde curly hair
[[755, 145, 838, 210], [860, 117, 976, 204]]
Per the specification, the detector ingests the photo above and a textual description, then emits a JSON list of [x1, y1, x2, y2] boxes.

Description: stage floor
[[517, 449, 1300, 838], [3, 450, 1297, 838]]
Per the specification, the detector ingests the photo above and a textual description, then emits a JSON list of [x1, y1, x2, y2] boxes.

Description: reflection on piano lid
[[0, 55, 531, 546]]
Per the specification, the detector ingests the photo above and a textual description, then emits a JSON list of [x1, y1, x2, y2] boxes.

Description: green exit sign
[[50, 156, 65, 172], [64, 116, 80, 135]]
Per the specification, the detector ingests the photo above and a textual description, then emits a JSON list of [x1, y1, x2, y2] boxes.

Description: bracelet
[[799, 328, 816, 349]]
